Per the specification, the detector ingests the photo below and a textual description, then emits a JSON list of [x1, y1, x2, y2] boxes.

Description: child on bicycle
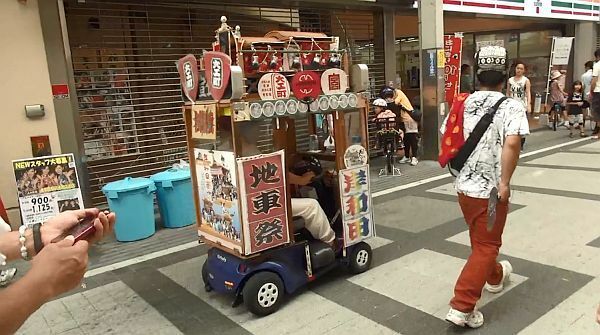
[[566, 80, 589, 138], [549, 70, 569, 127], [373, 98, 403, 153]]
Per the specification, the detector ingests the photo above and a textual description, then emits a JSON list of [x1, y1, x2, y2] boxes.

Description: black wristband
[[33, 223, 43, 255]]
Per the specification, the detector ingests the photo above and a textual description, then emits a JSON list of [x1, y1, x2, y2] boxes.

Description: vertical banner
[[444, 35, 463, 104], [551, 37, 574, 66], [195, 149, 243, 253], [238, 150, 290, 255], [13, 154, 84, 226], [339, 165, 374, 247]]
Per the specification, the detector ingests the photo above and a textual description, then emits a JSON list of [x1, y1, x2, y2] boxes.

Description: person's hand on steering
[[297, 172, 316, 186]]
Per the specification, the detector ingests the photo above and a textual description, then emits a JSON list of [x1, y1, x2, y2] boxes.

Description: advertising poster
[[237, 150, 290, 255], [444, 35, 463, 104], [339, 165, 374, 247], [13, 154, 84, 226], [551, 37, 574, 66], [194, 149, 242, 253]]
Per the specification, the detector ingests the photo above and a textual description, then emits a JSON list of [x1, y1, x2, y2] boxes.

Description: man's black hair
[[585, 60, 594, 70], [461, 64, 471, 72], [595, 48, 600, 59], [477, 71, 506, 89]]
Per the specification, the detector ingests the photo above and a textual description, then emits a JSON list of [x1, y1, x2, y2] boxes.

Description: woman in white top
[[507, 61, 532, 114], [507, 61, 531, 150]]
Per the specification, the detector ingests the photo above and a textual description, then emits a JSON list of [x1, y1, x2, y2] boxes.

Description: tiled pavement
[[14, 129, 600, 335]]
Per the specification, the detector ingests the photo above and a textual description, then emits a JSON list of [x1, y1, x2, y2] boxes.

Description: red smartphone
[[51, 216, 97, 243]]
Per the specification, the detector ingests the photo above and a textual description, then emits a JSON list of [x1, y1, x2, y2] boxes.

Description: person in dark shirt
[[566, 81, 589, 138]]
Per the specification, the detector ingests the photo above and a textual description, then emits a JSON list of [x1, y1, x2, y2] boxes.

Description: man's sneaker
[[445, 308, 484, 328], [485, 260, 513, 293], [0, 268, 17, 287], [410, 157, 419, 166], [398, 157, 410, 164]]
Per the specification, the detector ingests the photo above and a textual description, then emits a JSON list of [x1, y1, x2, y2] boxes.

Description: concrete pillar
[[383, 10, 397, 85], [418, 0, 445, 160], [573, 22, 597, 81], [38, 0, 92, 206]]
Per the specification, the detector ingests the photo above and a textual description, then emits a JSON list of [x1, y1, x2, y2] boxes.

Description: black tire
[[202, 261, 212, 292], [348, 242, 373, 274], [553, 112, 557, 131], [242, 272, 285, 316]]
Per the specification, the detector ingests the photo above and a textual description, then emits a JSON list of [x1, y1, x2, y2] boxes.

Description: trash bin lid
[[150, 168, 191, 184], [102, 177, 156, 194]]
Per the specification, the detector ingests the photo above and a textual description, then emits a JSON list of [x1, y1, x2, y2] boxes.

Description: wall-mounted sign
[[258, 73, 290, 101], [51, 84, 69, 100], [444, 35, 463, 104], [30, 136, 52, 157], [203, 51, 232, 101], [190, 104, 217, 140]]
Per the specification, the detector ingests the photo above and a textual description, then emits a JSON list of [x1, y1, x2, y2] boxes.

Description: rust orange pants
[[450, 193, 509, 313]]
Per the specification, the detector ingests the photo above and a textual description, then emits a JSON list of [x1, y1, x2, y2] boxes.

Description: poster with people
[[237, 150, 290, 255], [12, 154, 84, 226], [339, 165, 374, 247], [194, 148, 243, 253]]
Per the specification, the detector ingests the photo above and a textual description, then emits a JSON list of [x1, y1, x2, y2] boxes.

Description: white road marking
[[84, 137, 593, 277]]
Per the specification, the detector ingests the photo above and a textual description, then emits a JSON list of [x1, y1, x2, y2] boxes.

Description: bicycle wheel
[[552, 111, 557, 131]]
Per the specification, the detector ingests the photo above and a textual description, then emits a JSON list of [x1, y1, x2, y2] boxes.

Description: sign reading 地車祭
[[238, 150, 290, 255], [339, 165, 374, 247], [13, 154, 84, 226], [444, 35, 463, 105]]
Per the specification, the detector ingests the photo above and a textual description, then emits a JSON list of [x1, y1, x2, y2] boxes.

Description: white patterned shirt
[[441, 91, 529, 199]]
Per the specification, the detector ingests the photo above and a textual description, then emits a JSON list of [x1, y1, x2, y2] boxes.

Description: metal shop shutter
[[63, 0, 384, 206]]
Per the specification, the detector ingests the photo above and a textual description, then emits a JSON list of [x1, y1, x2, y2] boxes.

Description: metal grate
[[64, 0, 383, 206]]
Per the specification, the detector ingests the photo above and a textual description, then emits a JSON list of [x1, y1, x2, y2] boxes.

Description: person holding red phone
[[0, 209, 115, 334]]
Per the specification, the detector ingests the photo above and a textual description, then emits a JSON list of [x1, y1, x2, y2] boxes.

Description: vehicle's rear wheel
[[242, 272, 284, 316], [348, 242, 372, 274]]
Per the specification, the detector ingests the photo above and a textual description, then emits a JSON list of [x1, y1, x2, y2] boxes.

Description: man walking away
[[582, 61, 594, 102], [440, 46, 529, 328], [590, 49, 600, 137]]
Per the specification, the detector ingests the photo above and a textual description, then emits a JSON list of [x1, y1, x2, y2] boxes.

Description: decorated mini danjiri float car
[[178, 16, 375, 316]]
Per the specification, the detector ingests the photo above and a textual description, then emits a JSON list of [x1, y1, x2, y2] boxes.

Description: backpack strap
[[449, 97, 508, 175]]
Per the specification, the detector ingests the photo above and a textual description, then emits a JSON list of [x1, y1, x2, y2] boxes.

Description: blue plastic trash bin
[[102, 177, 156, 242], [151, 168, 195, 229]]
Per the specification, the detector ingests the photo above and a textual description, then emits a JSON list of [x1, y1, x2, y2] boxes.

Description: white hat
[[373, 98, 388, 107], [476, 46, 507, 75], [550, 70, 563, 80]]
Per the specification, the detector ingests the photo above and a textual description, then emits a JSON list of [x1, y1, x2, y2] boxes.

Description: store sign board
[[177, 54, 199, 104], [444, 35, 463, 104], [291, 71, 322, 102], [258, 73, 291, 100], [551, 37, 574, 66], [203, 51, 232, 101], [13, 154, 84, 226], [438, 0, 599, 22]]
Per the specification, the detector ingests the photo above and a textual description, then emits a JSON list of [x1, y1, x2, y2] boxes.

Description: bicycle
[[549, 102, 564, 131], [375, 117, 402, 176]]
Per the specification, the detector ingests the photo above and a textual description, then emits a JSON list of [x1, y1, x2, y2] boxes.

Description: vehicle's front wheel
[[242, 272, 284, 316], [348, 242, 372, 274], [202, 260, 212, 292]]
